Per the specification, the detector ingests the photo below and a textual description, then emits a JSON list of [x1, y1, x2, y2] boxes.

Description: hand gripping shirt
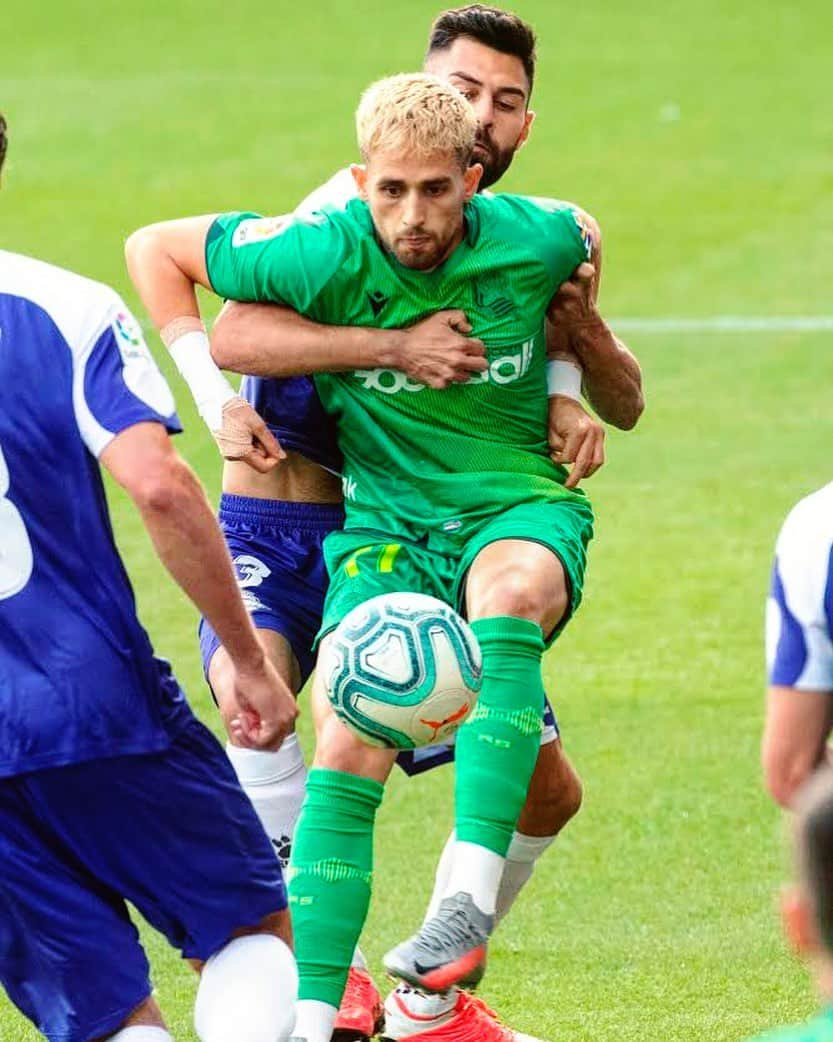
[[0, 250, 191, 777], [206, 194, 592, 552]]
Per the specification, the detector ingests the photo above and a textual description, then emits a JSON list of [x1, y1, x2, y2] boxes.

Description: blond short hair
[[356, 73, 477, 167]]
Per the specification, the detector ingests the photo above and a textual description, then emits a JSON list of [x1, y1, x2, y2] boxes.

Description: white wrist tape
[[546, 358, 583, 401], [168, 330, 237, 431]]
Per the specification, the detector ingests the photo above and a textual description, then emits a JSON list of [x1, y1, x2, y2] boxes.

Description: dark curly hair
[[426, 5, 537, 98]]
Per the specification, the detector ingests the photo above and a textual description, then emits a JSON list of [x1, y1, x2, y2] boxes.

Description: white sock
[[108, 1029, 172, 1041], [428, 830, 557, 923], [225, 736, 306, 866], [351, 946, 368, 971], [495, 831, 556, 924], [194, 934, 297, 1042], [424, 831, 456, 922], [290, 999, 338, 1042], [442, 839, 504, 917]]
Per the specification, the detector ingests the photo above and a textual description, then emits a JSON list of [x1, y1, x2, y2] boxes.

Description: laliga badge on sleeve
[[111, 309, 176, 417], [232, 215, 293, 248]]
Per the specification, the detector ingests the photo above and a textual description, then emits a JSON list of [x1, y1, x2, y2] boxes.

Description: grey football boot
[[383, 891, 494, 993]]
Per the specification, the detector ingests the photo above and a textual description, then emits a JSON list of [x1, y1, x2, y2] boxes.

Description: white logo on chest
[[353, 338, 535, 395]]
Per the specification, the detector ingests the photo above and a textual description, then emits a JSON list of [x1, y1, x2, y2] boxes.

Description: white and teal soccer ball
[[322, 592, 483, 749]]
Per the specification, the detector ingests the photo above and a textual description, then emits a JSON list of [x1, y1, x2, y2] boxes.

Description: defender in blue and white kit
[[0, 184, 296, 1042], [764, 482, 833, 809]]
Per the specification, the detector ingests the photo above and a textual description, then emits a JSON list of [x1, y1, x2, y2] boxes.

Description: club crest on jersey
[[234, 554, 272, 588], [232, 216, 292, 248], [474, 273, 516, 318]]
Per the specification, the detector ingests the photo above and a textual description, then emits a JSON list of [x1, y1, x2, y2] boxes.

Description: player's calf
[[517, 738, 582, 837], [289, 668, 397, 1042]]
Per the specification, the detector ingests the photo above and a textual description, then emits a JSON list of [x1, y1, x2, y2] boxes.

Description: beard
[[389, 230, 456, 271], [471, 132, 518, 190]]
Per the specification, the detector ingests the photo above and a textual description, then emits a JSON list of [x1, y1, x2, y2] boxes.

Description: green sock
[[287, 768, 384, 1006], [455, 616, 545, 856]]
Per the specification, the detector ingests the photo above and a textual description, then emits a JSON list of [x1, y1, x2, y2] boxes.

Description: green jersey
[[206, 194, 592, 551], [746, 1009, 833, 1042]]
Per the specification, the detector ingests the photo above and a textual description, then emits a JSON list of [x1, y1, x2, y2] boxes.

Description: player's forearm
[[125, 217, 215, 330], [127, 217, 249, 433], [567, 316, 644, 430], [211, 300, 401, 377], [135, 459, 264, 670]]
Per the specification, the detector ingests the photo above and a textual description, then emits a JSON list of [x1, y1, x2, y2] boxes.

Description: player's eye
[[497, 101, 519, 113], [381, 185, 401, 199]]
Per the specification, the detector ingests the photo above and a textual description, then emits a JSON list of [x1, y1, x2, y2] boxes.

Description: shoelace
[[417, 902, 484, 954]]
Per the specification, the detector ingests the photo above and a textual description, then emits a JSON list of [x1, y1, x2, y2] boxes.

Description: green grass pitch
[[2, 1, 832, 1039]]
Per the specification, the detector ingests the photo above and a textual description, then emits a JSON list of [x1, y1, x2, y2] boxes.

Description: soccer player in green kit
[[128, 74, 595, 1042]]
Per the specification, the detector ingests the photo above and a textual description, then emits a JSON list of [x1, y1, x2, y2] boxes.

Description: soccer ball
[[322, 592, 483, 749]]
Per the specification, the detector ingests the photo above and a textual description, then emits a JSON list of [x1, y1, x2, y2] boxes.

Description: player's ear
[[516, 108, 535, 152], [351, 164, 369, 200], [463, 162, 482, 200], [781, 884, 818, 958]]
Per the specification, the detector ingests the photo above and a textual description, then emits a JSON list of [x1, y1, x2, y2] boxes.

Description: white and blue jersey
[[0, 249, 191, 776], [766, 482, 833, 691]]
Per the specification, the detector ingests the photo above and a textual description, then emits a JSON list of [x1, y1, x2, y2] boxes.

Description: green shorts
[[319, 498, 594, 647]]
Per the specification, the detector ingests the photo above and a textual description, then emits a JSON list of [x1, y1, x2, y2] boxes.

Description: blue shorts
[[396, 697, 560, 776], [0, 718, 286, 1042], [199, 495, 345, 689]]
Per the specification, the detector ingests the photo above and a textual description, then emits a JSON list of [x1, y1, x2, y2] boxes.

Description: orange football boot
[[380, 983, 546, 1042], [332, 966, 384, 1042]]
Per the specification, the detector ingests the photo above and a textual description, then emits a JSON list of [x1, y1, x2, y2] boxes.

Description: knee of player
[[194, 932, 298, 1042], [313, 695, 397, 781], [475, 566, 566, 625]]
